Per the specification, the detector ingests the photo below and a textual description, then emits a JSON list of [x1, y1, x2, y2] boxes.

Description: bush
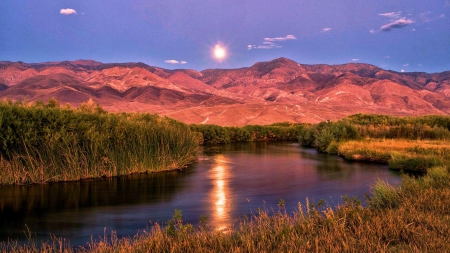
[[191, 124, 302, 144], [388, 156, 444, 173]]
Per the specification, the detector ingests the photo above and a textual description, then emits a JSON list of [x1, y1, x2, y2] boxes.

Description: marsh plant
[[0, 99, 198, 184]]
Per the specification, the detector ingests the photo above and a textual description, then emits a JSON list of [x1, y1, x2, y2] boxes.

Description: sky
[[1, 1, 450, 73]]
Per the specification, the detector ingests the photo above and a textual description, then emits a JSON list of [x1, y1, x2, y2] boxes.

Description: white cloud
[[373, 11, 415, 33], [249, 34, 295, 50], [381, 18, 414, 31], [60, 8, 77, 15], [165, 60, 187, 64], [352, 58, 359, 62], [165, 60, 179, 64], [403, 63, 409, 67], [379, 11, 402, 19], [322, 28, 332, 32], [248, 45, 281, 50], [401, 69, 405, 72], [264, 34, 297, 42]]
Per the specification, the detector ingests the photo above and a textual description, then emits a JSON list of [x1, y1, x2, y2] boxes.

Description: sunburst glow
[[213, 44, 227, 61]]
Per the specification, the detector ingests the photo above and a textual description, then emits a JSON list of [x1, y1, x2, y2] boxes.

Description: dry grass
[[338, 139, 450, 172]]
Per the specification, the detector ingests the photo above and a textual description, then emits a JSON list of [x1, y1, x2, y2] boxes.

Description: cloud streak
[[263, 34, 296, 42], [371, 11, 414, 33], [165, 60, 187, 64], [379, 11, 402, 19], [381, 18, 414, 31], [248, 34, 296, 50], [60, 8, 77, 15]]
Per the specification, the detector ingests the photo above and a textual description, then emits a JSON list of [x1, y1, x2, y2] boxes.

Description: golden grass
[[338, 139, 450, 172]]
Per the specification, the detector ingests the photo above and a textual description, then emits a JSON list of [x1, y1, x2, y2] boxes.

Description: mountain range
[[1, 58, 449, 126]]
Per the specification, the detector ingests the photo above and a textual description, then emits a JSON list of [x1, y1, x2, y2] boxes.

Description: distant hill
[[1, 58, 449, 126]]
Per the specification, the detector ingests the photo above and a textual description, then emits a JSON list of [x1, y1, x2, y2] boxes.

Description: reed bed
[[0, 100, 199, 184], [2, 166, 449, 252]]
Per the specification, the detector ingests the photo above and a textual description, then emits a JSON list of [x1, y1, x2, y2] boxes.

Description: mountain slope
[[0, 58, 448, 126]]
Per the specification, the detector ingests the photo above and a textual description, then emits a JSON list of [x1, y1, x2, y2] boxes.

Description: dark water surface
[[0, 142, 400, 246]]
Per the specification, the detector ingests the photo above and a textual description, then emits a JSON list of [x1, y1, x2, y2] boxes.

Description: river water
[[0, 142, 400, 247]]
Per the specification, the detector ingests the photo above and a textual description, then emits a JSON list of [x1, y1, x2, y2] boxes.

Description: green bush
[[191, 124, 302, 144], [388, 156, 444, 173]]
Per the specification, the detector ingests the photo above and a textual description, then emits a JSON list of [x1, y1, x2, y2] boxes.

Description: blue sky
[[1, 1, 449, 73]]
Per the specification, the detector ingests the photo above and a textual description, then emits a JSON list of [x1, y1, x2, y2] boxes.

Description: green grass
[[0, 100, 199, 184]]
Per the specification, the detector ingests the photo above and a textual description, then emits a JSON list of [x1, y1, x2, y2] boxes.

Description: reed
[[0, 100, 199, 184]]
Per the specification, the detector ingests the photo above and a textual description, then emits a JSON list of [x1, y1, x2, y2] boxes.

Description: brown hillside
[[0, 58, 449, 126]]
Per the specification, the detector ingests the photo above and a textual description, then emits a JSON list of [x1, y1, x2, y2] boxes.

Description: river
[[0, 142, 400, 247]]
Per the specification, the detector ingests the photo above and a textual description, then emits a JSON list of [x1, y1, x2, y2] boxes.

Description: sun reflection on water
[[209, 155, 231, 231]]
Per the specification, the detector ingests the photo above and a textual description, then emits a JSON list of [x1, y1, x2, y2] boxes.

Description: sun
[[213, 44, 227, 61]]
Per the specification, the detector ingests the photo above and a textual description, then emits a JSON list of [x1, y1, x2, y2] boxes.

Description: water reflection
[[209, 155, 231, 230], [0, 171, 192, 244], [0, 142, 400, 246]]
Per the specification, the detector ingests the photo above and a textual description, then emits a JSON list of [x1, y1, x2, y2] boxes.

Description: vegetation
[[339, 139, 450, 172], [191, 122, 303, 144], [0, 99, 198, 184], [1, 105, 450, 251], [296, 114, 450, 172]]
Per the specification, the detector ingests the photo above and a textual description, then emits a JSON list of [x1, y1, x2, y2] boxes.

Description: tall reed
[[0, 100, 199, 184]]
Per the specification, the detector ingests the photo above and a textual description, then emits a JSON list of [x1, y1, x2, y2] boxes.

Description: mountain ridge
[[1, 58, 449, 126]]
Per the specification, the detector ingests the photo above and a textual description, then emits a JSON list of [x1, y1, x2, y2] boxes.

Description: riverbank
[[338, 139, 450, 172], [1, 165, 449, 252], [297, 113, 450, 173]]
